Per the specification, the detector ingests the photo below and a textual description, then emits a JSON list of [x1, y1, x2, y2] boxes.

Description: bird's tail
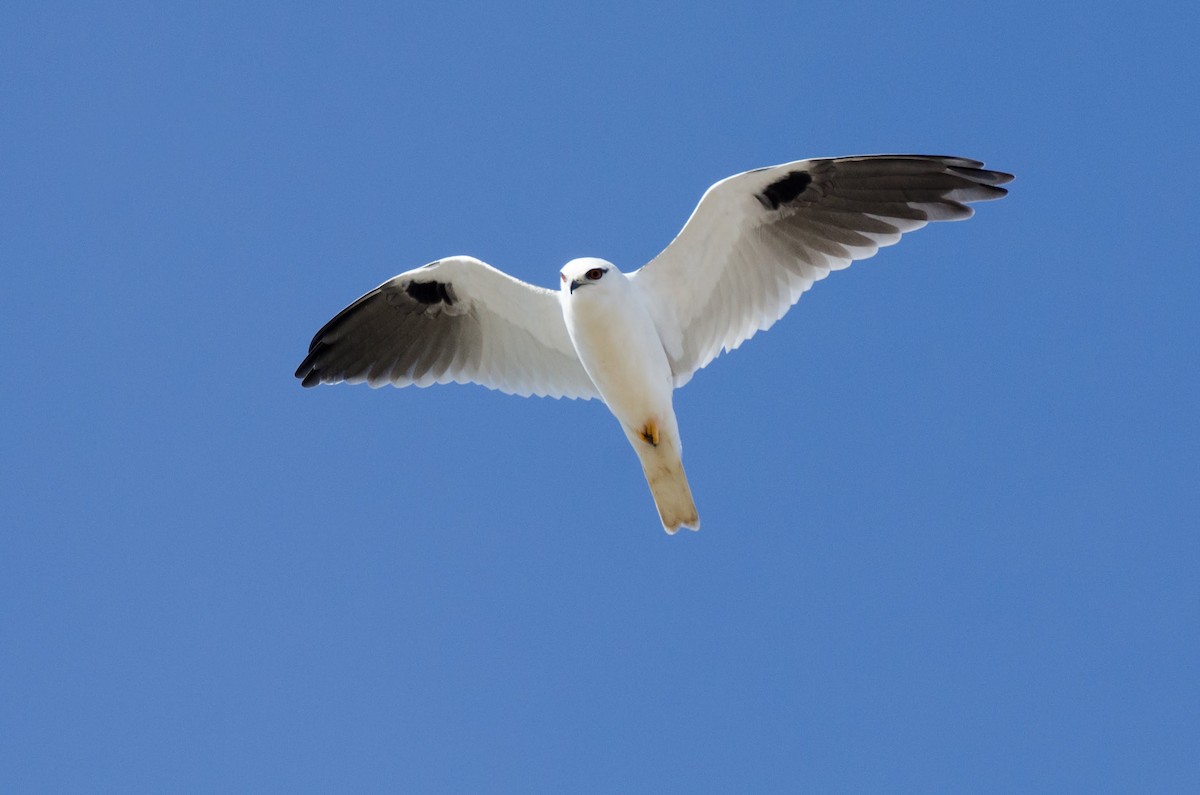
[[629, 424, 699, 534]]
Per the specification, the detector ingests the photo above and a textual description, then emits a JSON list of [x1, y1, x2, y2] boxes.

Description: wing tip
[[296, 365, 323, 387]]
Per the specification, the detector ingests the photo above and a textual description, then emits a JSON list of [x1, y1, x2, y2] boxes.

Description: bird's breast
[[563, 293, 675, 422]]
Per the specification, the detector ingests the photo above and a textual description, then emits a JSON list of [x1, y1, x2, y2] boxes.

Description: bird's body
[[560, 258, 698, 531], [296, 154, 1012, 533]]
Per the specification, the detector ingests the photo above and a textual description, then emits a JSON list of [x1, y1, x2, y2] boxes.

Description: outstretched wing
[[295, 255, 599, 400], [629, 155, 1012, 385]]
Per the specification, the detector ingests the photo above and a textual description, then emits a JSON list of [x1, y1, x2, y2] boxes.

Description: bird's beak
[[569, 279, 585, 294]]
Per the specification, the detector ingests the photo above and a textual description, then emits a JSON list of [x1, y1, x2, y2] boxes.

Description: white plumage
[[296, 154, 1012, 533]]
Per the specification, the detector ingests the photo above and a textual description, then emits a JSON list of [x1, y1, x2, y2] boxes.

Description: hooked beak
[[569, 279, 587, 294]]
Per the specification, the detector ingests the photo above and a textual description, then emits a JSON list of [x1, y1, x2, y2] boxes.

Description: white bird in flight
[[296, 154, 1011, 533]]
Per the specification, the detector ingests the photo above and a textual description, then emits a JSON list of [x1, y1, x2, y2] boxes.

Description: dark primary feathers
[[295, 256, 599, 399], [295, 275, 473, 388], [631, 154, 1013, 383]]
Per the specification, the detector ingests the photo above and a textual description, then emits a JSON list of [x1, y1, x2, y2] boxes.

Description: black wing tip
[[760, 155, 1013, 213], [296, 335, 341, 386], [828, 154, 1014, 182], [949, 183, 1010, 206], [947, 164, 1015, 188], [294, 273, 470, 391], [838, 155, 1015, 205], [294, 282, 393, 387], [295, 350, 323, 386]]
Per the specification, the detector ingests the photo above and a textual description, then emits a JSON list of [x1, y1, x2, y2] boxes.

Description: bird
[[295, 154, 1012, 533]]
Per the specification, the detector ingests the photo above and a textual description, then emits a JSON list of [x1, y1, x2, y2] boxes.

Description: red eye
[[586, 268, 605, 280]]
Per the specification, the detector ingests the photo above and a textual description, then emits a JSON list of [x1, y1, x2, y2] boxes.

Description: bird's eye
[[586, 268, 605, 281]]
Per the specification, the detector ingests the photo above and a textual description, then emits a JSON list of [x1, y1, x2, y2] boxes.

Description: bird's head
[[560, 257, 622, 298]]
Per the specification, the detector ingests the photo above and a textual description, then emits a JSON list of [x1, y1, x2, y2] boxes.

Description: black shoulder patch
[[758, 170, 813, 210], [405, 279, 455, 305]]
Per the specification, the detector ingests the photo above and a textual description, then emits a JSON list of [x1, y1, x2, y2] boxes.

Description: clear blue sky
[[3, 1, 1197, 791]]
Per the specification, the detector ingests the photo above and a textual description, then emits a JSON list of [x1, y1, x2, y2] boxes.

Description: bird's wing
[[629, 155, 1012, 385], [295, 255, 599, 399]]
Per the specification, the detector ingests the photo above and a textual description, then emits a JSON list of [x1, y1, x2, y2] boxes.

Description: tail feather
[[634, 437, 699, 534]]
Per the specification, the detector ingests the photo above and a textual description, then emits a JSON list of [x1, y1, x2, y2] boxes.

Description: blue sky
[[3, 1, 1197, 790]]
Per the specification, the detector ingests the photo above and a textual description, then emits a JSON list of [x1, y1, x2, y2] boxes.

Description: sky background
[[3, 1, 1197, 791]]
